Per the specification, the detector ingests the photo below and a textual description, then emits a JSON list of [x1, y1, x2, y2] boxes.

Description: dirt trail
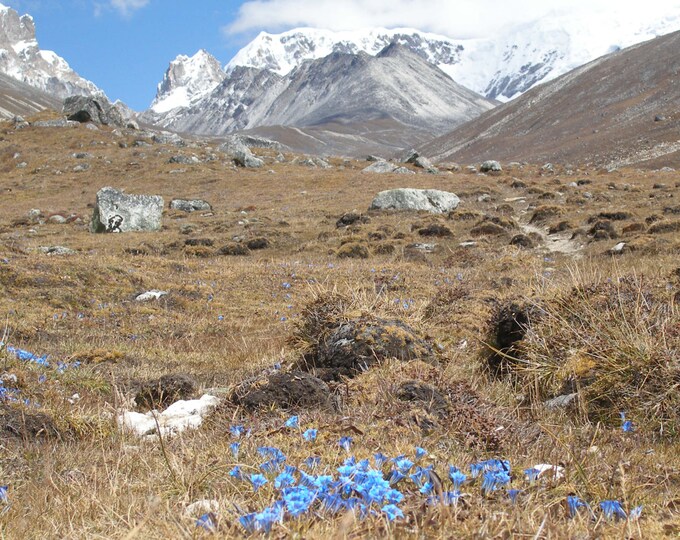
[[520, 222, 584, 257]]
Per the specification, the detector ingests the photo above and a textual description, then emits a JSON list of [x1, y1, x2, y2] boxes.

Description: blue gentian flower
[[257, 446, 286, 464], [629, 505, 643, 520], [302, 428, 317, 442], [381, 504, 404, 521], [374, 453, 389, 467], [274, 471, 296, 489], [620, 412, 634, 432], [393, 457, 414, 474], [303, 456, 321, 470], [228, 466, 243, 480], [387, 470, 406, 486], [449, 467, 467, 489], [0, 486, 7, 503], [283, 486, 316, 517], [566, 495, 589, 518], [524, 467, 541, 482], [229, 442, 240, 459], [298, 470, 317, 489], [385, 489, 404, 505], [321, 493, 346, 514], [415, 447, 427, 460], [229, 425, 245, 438], [250, 473, 268, 492], [419, 481, 435, 495], [338, 436, 353, 452], [260, 459, 282, 474], [196, 512, 217, 532], [600, 500, 627, 520], [284, 415, 299, 429], [508, 489, 522, 504]]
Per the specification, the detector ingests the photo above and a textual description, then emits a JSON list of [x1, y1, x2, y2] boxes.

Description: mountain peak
[[0, 2, 102, 100], [151, 49, 226, 113]]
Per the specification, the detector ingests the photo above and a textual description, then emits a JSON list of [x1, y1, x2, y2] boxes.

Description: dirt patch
[[1, 405, 62, 440], [135, 374, 197, 410]]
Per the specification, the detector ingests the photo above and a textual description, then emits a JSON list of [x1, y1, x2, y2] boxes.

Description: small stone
[[135, 290, 168, 302]]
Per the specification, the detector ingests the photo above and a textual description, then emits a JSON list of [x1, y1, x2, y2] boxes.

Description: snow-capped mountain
[[150, 49, 226, 113], [0, 3, 103, 99], [147, 44, 494, 137], [224, 8, 680, 102]]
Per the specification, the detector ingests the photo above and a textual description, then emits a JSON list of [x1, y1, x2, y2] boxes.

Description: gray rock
[[219, 138, 263, 168], [39, 246, 76, 256], [152, 132, 186, 146], [370, 188, 459, 213], [33, 119, 79, 128], [170, 199, 212, 213], [73, 164, 89, 172], [366, 155, 382, 162], [72, 152, 93, 159], [404, 149, 420, 163], [362, 160, 395, 173], [393, 166, 416, 175], [91, 187, 163, 233], [168, 155, 200, 165], [544, 393, 578, 410], [480, 160, 502, 173], [413, 156, 433, 169], [126, 120, 140, 130], [63, 96, 125, 126]]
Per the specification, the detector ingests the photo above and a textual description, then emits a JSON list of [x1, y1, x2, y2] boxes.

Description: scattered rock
[[135, 290, 168, 302], [480, 160, 502, 173], [370, 188, 460, 214], [169, 155, 200, 165], [91, 187, 164, 233], [135, 374, 197, 410], [170, 199, 212, 213], [362, 161, 396, 174], [63, 96, 124, 126], [39, 246, 76, 256], [232, 371, 331, 411]]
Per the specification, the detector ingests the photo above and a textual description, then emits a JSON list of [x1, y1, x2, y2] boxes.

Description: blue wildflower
[[393, 457, 414, 474], [302, 428, 318, 442], [0, 486, 7, 503], [481, 470, 510, 494], [381, 504, 404, 521], [428, 490, 462, 506], [283, 486, 316, 517], [228, 466, 243, 480], [600, 500, 627, 520], [524, 467, 541, 483], [298, 470, 317, 489], [567, 495, 589, 518], [620, 412, 634, 432], [508, 489, 522, 504], [249, 473, 268, 492], [449, 467, 467, 489], [409, 466, 432, 487], [257, 446, 286, 464], [338, 436, 353, 452], [229, 425, 245, 438], [284, 415, 299, 429], [196, 512, 217, 532], [374, 453, 389, 467], [303, 456, 321, 470], [387, 470, 406, 486], [313, 475, 335, 493], [385, 489, 404, 505], [629, 505, 643, 520], [274, 471, 296, 489], [260, 459, 282, 474], [229, 442, 240, 459], [320, 493, 346, 514], [415, 447, 427, 461], [419, 481, 435, 495]]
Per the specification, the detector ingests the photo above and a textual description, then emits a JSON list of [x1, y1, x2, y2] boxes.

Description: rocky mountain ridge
[[0, 3, 103, 100]]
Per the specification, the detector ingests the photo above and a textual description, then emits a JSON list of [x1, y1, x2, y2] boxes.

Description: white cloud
[[104, 0, 150, 16], [225, 0, 680, 38]]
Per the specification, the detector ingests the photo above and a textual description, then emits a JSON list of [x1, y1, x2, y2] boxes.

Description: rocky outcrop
[[370, 188, 460, 213], [63, 96, 125, 126], [91, 187, 164, 233]]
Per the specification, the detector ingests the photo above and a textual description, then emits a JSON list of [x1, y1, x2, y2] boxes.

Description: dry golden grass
[[0, 117, 678, 538]]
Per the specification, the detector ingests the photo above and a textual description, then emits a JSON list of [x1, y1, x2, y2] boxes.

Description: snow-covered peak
[[151, 49, 226, 113], [0, 2, 103, 99], [226, 27, 472, 76]]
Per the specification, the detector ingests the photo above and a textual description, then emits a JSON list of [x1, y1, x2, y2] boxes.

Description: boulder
[[370, 188, 460, 214], [170, 199, 212, 213], [480, 160, 502, 173], [363, 160, 395, 174], [219, 138, 263, 168], [91, 187, 163, 233], [63, 96, 124, 126]]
